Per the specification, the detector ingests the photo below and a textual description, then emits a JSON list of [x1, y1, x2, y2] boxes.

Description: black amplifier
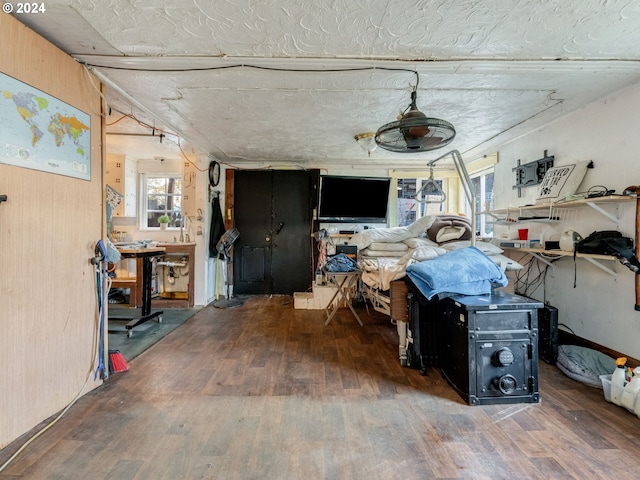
[[405, 285, 442, 373], [538, 305, 559, 364], [335, 244, 357, 259], [439, 292, 543, 406]]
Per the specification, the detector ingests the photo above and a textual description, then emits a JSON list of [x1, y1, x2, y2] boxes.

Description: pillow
[[535, 160, 591, 204], [442, 240, 503, 255], [488, 254, 524, 271], [360, 248, 407, 257], [349, 226, 412, 251], [435, 226, 467, 243], [426, 215, 472, 244], [406, 215, 437, 236], [556, 345, 615, 389], [348, 216, 437, 251], [369, 242, 408, 252], [403, 237, 439, 248], [411, 245, 448, 261]]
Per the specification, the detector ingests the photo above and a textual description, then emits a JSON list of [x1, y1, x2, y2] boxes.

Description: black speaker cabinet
[[439, 292, 543, 406], [538, 305, 559, 365], [405, 279, 442, 372]]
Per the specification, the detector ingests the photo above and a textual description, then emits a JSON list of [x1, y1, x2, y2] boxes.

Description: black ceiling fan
[[375, 81, 456, 153]]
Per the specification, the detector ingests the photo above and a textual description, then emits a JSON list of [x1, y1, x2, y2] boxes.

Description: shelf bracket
[[582, 257, 618, 277], [513, 248, 618, 277], [584, 200, 620, 224], [526, 251, 557, 268]]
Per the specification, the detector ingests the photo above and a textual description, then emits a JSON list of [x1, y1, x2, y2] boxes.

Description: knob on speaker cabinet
[[497, 374, 518, 395]]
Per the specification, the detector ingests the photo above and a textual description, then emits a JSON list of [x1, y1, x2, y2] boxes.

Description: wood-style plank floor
[[2, 295, 639, 479]]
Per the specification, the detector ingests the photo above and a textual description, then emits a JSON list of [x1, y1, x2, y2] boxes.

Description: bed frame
[[361, 150, 476, 365]]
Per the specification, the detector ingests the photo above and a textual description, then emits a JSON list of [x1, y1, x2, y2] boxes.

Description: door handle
[[275, 222, 284, 234]]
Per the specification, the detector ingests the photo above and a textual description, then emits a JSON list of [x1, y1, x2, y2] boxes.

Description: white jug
[[560, 230, 583, 252], [621, 367, 640, 412]]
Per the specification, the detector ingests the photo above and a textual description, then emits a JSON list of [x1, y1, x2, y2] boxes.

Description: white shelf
[[482, 204, 563, 224], [484, 195, 634, 225], [552, 195, 634, 208], [487, 219, 519, 226], [553, 195, 634, 224]]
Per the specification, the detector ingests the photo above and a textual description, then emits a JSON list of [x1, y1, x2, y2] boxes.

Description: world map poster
[[0, 71, 91, 181]]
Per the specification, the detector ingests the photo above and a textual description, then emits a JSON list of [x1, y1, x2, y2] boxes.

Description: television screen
[[317, 175, 391, 223]]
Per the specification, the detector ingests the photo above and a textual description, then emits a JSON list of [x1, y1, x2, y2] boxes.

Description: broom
[[108, 350, 129, 374]]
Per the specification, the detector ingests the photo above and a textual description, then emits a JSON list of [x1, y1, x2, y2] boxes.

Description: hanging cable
[[81, 62, 418, 78]]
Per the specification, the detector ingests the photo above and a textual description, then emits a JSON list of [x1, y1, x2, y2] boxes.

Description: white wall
[[491, 79, 640, 360]]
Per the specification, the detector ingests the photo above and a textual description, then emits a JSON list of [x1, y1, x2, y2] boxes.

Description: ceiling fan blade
[[422, 136, 444, 146], [375, 116, 455, 153]]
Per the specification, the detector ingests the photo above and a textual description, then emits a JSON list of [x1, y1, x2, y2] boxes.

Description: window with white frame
[[390, 153, 497, 229], [471, 168, 494, 237], [396, 177, 447, 227], [140, 174, 183, 229]]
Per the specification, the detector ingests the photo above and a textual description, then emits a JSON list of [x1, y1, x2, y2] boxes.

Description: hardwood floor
[[2, 295, 639, 479]]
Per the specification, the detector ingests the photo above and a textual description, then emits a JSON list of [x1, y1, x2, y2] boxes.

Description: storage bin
[[600, 374, 612, 403]]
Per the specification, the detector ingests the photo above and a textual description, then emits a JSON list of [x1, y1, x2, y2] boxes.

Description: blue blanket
[[406, 246, 508, 300]]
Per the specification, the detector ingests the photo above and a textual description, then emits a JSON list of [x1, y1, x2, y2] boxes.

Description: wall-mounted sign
[[536, 160, 593, 205], [0, 71, 91, 181]]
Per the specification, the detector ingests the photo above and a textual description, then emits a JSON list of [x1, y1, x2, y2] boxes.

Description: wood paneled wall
[[0, 14, 104, 448]]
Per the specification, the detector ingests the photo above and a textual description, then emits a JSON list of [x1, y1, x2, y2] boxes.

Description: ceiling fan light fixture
[[375, 90, 456, 153], [354, 132, 377, 157]]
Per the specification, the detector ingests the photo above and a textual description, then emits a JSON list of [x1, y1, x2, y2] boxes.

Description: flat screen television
[[317, 175, 391, 223]]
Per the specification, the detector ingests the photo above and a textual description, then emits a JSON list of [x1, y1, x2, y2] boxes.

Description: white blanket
[[361, 257, 410, 291], [360, 243, 521, 292], [369, 242, 408, 252], [359, 245, 448, 290], [349, 216, 436, 251], [361, 249, 406, 257]]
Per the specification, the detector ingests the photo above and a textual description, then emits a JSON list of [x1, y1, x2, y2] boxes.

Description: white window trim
[[389, 169, 463, 226], [139, 172, 183, 230], [470, 166, 495, 237], [389, 153, 498, 227]]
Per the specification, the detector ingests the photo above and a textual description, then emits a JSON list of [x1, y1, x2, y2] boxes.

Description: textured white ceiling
[[15, 0, 640, 166]]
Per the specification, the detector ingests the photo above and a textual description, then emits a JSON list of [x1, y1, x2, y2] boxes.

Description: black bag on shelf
[[575, 230, 624, 254], [575, 230, 640, 273]]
